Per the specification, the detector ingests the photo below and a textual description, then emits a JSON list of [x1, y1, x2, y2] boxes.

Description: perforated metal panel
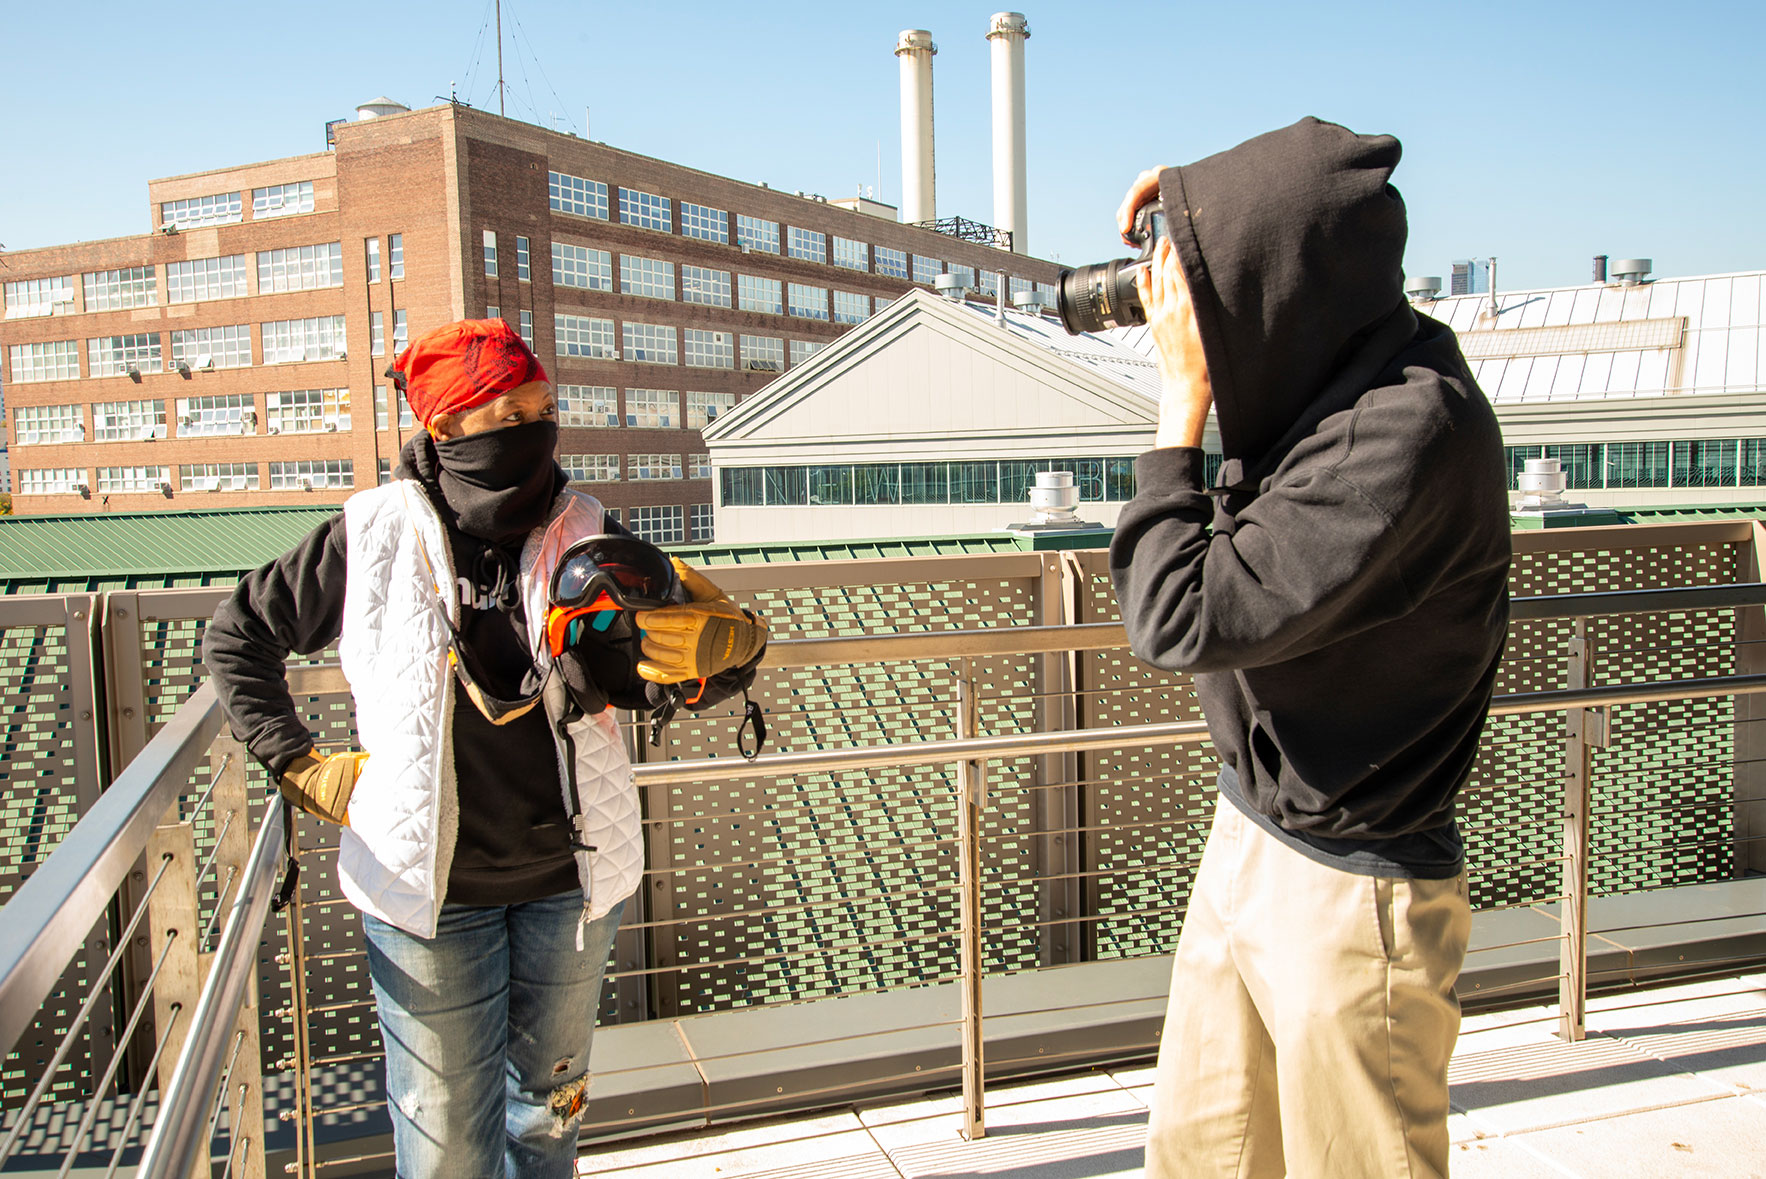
[[0, 602, 105, 1110], [9, 524, 1756, 1144], [639, 566, 1047, 1016]]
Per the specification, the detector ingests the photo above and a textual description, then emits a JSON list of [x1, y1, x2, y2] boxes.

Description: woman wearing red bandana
[[203, 319, 766, 1176]]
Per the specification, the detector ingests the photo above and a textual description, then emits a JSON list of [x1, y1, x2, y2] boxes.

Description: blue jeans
[[362, 893, 624, 1179]]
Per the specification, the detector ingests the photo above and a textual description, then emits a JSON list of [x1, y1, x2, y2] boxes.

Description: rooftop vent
[[934, 273, 969, 300], [1011, 289, 1053, 314], [1593, 255, 1608, 283], [1516, 458, 1568, 510], [1028, 471, 1079, 526], [1404, 276, 1443, 302], [1611, 258, 1652, 285]]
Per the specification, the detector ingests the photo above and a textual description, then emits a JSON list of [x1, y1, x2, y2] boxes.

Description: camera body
[[1055, 200, 1166, 336]]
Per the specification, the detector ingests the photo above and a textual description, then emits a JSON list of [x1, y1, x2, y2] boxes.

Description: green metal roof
[[0, 508, 1046, 594], [0, 506, 343, 592], [667, 533, 1044, 565]]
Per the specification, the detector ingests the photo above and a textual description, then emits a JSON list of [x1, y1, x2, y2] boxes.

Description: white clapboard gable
[[705, 288, 1173, 467]]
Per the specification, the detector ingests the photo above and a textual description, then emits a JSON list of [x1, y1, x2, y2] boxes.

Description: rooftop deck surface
[[577, 971, 1766, 1178]]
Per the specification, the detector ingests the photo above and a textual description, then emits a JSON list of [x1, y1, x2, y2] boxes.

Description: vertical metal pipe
[[954, 658, 987, 1140], [895, 30, 937, 225], [986, 13, 1030, 254], [1559, 622, 1602, 1042], [280, 806, 316, 1179]]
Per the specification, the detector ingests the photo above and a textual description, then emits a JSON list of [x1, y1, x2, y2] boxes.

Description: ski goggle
[[545, 534, 678, 657]]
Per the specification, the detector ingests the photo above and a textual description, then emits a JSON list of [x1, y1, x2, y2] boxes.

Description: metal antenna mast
[[495, 0, 506, 116]]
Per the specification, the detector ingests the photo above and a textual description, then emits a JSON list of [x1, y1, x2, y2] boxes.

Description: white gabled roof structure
[[703, 288, 1188, 466], [1427, 269, 1766, 406], [1422, 268, 1766, 469]]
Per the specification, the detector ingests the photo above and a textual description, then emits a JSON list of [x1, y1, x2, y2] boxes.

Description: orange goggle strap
[[545, 594, 620, 657]]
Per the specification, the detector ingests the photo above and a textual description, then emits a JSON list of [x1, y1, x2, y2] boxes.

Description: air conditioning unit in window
[[158, 481, 174, 497], [200, 476, 222, 492], [300, 477, 315, 491], [179, 415, 194, 429], [325, 422, 338, 432], [76, 483, 91, 499]]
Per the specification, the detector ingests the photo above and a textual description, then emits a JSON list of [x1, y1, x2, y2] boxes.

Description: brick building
[[0, 101, 1061, 540]]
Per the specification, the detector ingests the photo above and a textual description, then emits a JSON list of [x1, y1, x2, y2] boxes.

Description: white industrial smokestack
[[895, 29, 936, 225], [987, 12, 1030, 255]]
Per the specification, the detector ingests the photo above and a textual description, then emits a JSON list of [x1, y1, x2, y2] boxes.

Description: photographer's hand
[[1117, 166, 1171, 242], [1136, 236, 1213, 449]]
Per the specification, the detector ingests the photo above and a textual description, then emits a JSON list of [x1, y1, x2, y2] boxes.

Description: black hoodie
[[1108, 118, 1511, 877]]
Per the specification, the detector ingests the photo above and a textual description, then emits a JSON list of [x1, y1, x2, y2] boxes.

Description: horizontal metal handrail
[[137, 802, 285, 1179], [273, 582, 1766, 694], [0, 680, 222, 1055], [1509, 581, 1766, 620], [632, 670, 1766, 787]]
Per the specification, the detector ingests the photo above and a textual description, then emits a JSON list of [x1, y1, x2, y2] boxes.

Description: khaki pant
[[1144, 796, 1470, 1178]]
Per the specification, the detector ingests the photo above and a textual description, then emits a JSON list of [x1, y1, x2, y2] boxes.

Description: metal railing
[[1, 520, 1764, 1174]]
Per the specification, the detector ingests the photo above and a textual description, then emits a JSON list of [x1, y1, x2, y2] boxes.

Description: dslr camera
[[1055, 200, 1166, 336]]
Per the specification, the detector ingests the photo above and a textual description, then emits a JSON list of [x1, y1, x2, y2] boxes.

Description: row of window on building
[[7, 310, 829, 385], [718, 457, 1164, 509], [544, 171, 1046, 298], [719, 443, 1766, 509], [150, 174, 1036, 300], [550, 313, 823, 371], [10, 385, 737, 446], [541, 239, 903, 324], [6, 315, 395, 383], [3, 234, 404, 320], [1505, 441, 1766, 490], [158, 182, 316, 229]]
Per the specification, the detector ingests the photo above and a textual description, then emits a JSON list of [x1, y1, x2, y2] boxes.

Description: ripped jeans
[[363, 894, 624, 1179]]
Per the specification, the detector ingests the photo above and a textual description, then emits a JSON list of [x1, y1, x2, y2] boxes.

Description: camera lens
[[1056, 259, 1147, 335]]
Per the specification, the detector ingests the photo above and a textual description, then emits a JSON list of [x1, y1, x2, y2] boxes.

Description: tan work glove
[[279, 749, 368, 826], [633, 560, 768, 684]]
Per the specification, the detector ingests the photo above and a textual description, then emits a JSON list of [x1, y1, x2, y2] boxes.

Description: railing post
[[278, 806, 318, 1179], [144, 820, 203, 1178], [631, 712, 678, 1022], [208, 736, 266, 1179], [1560, 622, 1606, 1042], [954, 657, 987, 1140], [1735, 522, 1766, 877]]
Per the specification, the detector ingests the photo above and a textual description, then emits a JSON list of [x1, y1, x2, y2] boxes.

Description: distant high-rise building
[[0, 102, 1058, 536], [1451, 259, 1490, 296]]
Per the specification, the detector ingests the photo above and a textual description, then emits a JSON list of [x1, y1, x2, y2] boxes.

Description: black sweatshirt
[[1108, 118, 1512, 878], [204, 435, 623, 905]]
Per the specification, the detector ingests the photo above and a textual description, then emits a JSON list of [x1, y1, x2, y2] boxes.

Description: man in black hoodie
[[1109, 119, 1510, 1177]]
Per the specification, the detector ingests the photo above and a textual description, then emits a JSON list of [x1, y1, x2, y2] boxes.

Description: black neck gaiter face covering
[[431, 421, 561, 543]]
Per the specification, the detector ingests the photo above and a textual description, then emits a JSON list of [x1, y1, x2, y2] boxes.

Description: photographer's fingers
[[1117, 166, 1170, 241]]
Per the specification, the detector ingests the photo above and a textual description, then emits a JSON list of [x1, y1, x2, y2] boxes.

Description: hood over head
[[1157, 117, 1416, 468]]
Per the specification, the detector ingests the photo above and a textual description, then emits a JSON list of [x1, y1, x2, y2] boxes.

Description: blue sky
[[2, 0, 1759, 289]]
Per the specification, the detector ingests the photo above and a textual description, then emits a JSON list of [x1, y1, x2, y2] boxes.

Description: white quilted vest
[[336, 480, 642, 939]]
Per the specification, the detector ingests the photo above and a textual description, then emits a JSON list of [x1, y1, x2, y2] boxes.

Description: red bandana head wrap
[[393, 318, 550, 427]]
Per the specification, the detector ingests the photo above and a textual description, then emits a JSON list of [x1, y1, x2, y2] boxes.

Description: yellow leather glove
[[633, 560, 768, 684], [279, 749, 368, 826]]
